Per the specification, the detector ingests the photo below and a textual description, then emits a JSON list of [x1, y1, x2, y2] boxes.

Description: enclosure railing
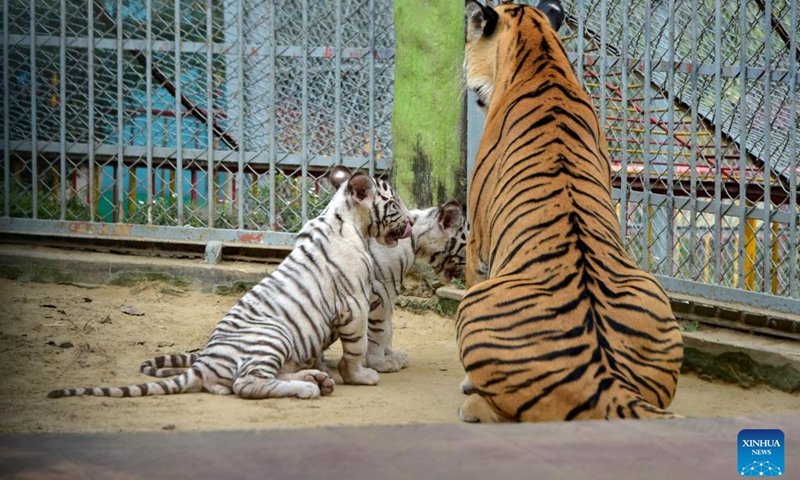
[[468, 0, 800, 312], [1, 0, 395, 247]]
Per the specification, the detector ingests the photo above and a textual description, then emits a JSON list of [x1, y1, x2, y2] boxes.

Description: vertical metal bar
[[206, 0, 214, 228], [87, 0, 95, 221], [575, 0, 586, 88], [598, 0, 607, 157], [713, 0, 723, 283], [300, 0, 308, 223], [665, 0, 676, 277], [334, 0, 342, 166], [268, 0, 276, 229], [116, 0, 124, 222], [368, 0, 376, 176], [761, 0, 773, 291], [788, 0, 798, 297], [59, 0, 67, 220], [174, 0, 183, 225], [737, 0, 749, 289], [618, 0, 629, 240], [236, 0, 244, 229], [146, 0, 153, 224], [687, 0, 699, 280], [642, 0, 653, 269], [30, 0, 38, 219], [2, 0, 10, 217]]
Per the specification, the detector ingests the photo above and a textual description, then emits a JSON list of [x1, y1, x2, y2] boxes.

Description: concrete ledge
[[0, 244, 273, 294], [682, 328, 800, 392], [436, 286, 800, 393]]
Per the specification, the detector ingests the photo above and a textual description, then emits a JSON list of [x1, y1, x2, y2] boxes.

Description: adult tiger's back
[[457, 0, 683, 422]]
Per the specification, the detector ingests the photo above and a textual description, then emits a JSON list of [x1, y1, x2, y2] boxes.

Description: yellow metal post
[[648, 205, 654, 270], [771, 222, 780, 295], [732, 233, 739, 287], [744, 217, 758, 291]]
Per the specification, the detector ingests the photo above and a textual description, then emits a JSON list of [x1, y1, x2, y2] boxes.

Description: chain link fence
[[3, 0, 800, 310], [468, 0, 799, 308], [1, 0, 394, 246]]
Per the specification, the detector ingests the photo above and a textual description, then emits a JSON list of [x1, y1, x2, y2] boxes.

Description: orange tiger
[[456, 0, 683, 422]]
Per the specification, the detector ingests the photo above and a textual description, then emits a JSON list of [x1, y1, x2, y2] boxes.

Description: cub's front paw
[[338, 357, 380, 385], [367, 354, 402, 373]]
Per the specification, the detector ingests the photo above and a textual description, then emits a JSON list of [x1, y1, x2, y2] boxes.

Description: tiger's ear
[[466, 0, 498, 43], [536, 0, 565, 32], [439, 200, 464, 232], [346, 172, 375, 204], [329, 165, 352, 190]]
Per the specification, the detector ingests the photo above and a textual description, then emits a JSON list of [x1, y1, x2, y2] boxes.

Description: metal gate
[[468, 0, 800, 312], [1, 0, 395, 247]]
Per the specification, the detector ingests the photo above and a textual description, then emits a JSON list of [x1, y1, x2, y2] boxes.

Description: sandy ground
[[0, 277, 798, 434]]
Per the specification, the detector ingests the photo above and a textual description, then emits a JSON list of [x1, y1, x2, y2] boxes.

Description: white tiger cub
[[141, 201, 467, 379], [48, 167, 412, 400], [366, 200, 466, 373]]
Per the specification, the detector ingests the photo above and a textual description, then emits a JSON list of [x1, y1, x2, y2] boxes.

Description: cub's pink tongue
[[400, 222, 413, 239]]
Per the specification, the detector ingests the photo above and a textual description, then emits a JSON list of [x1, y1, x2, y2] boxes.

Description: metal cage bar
[[2, 0, 9, 218], [29, 0, 38, 219], [789, 0, 798, 298]]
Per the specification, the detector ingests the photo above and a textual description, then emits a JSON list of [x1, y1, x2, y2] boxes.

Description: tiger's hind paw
[[302, 370, 335, 396], [458, 394, 504, 423]]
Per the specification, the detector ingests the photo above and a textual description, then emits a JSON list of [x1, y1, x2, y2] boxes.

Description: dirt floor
[[0, 277, 798, 434]]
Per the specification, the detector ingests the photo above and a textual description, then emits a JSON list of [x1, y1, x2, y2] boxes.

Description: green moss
[[0, 265, 74, 283], [29, 266, 74, 284], [0, 265, 24, 280], [435, 297, 461, 318], [395, 295, 437, 315], [109, 271, 191, 289], [393, 0, 465, 207], [214, 281, 258, 297]]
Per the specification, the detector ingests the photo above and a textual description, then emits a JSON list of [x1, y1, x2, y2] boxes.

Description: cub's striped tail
[[140, 353, 198, 378], [47, 368, 203, 398]]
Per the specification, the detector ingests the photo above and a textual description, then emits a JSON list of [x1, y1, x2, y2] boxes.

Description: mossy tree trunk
[[392, 0, 467, 209]]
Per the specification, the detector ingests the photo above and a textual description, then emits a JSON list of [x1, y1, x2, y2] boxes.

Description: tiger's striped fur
[[141, 201, 467, 377], [366, 200, 466, 372], [48, 167, 412, 400], [456, 0, 683, 422]]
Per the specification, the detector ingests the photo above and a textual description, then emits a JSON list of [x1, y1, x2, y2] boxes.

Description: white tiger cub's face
[[371, 177, 413, 247], [411, 200, 467, 284], [329, 166, 412, 248]]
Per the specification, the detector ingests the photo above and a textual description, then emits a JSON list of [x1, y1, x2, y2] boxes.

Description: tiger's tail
[[140, 353, 198, 378], [622, 398, 683, 420], [47, 368, 203, 398]]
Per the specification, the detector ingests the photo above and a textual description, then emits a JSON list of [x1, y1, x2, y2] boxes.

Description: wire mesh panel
[[467, 0, 800, 306], [1, 0, 394, 244]]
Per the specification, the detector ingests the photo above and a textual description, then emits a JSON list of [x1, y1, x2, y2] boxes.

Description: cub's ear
[[329, 165, 352, 190], [346, 172, 375, 203], [466, 0, 498, 43], [439, 200, 464, 232], [536, 0, 565, 32]]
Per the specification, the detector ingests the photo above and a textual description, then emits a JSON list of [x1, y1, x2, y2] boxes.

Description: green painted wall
[[392, 0, 466, 209]]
